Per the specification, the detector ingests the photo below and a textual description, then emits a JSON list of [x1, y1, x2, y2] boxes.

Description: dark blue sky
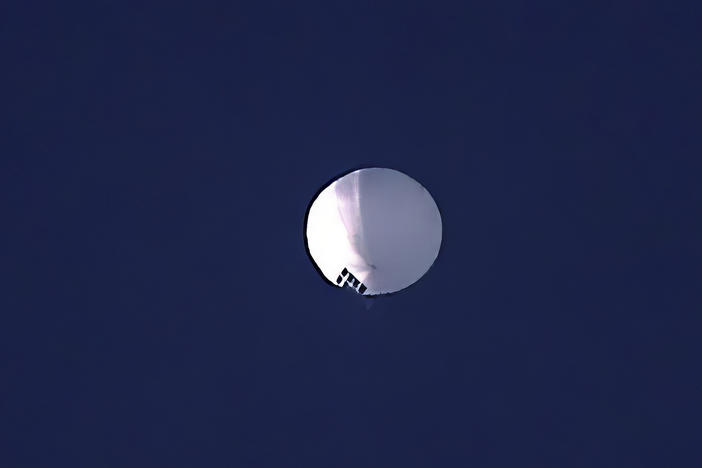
[[2, 1, 700, 466]]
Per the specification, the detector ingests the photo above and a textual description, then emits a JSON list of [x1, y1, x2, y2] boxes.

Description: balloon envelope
[[305, 167, 442, 296]]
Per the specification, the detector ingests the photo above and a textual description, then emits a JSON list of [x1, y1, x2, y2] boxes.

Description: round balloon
[[304, 167, 442, 296]]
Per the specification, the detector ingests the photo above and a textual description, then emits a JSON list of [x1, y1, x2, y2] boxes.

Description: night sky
[[2, 2, 700, 466]]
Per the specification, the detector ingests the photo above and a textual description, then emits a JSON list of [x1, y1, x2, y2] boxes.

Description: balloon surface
[[304, 167, 442, 296]]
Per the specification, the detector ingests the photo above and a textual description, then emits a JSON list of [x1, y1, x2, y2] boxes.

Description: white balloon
[[305, 167, 442, 296]]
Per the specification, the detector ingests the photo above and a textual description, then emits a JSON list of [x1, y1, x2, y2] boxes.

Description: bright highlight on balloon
[[304, 167, 442, 296]]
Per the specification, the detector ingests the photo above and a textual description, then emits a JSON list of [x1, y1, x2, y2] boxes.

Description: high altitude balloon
[[304, 167, 442, 296]]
